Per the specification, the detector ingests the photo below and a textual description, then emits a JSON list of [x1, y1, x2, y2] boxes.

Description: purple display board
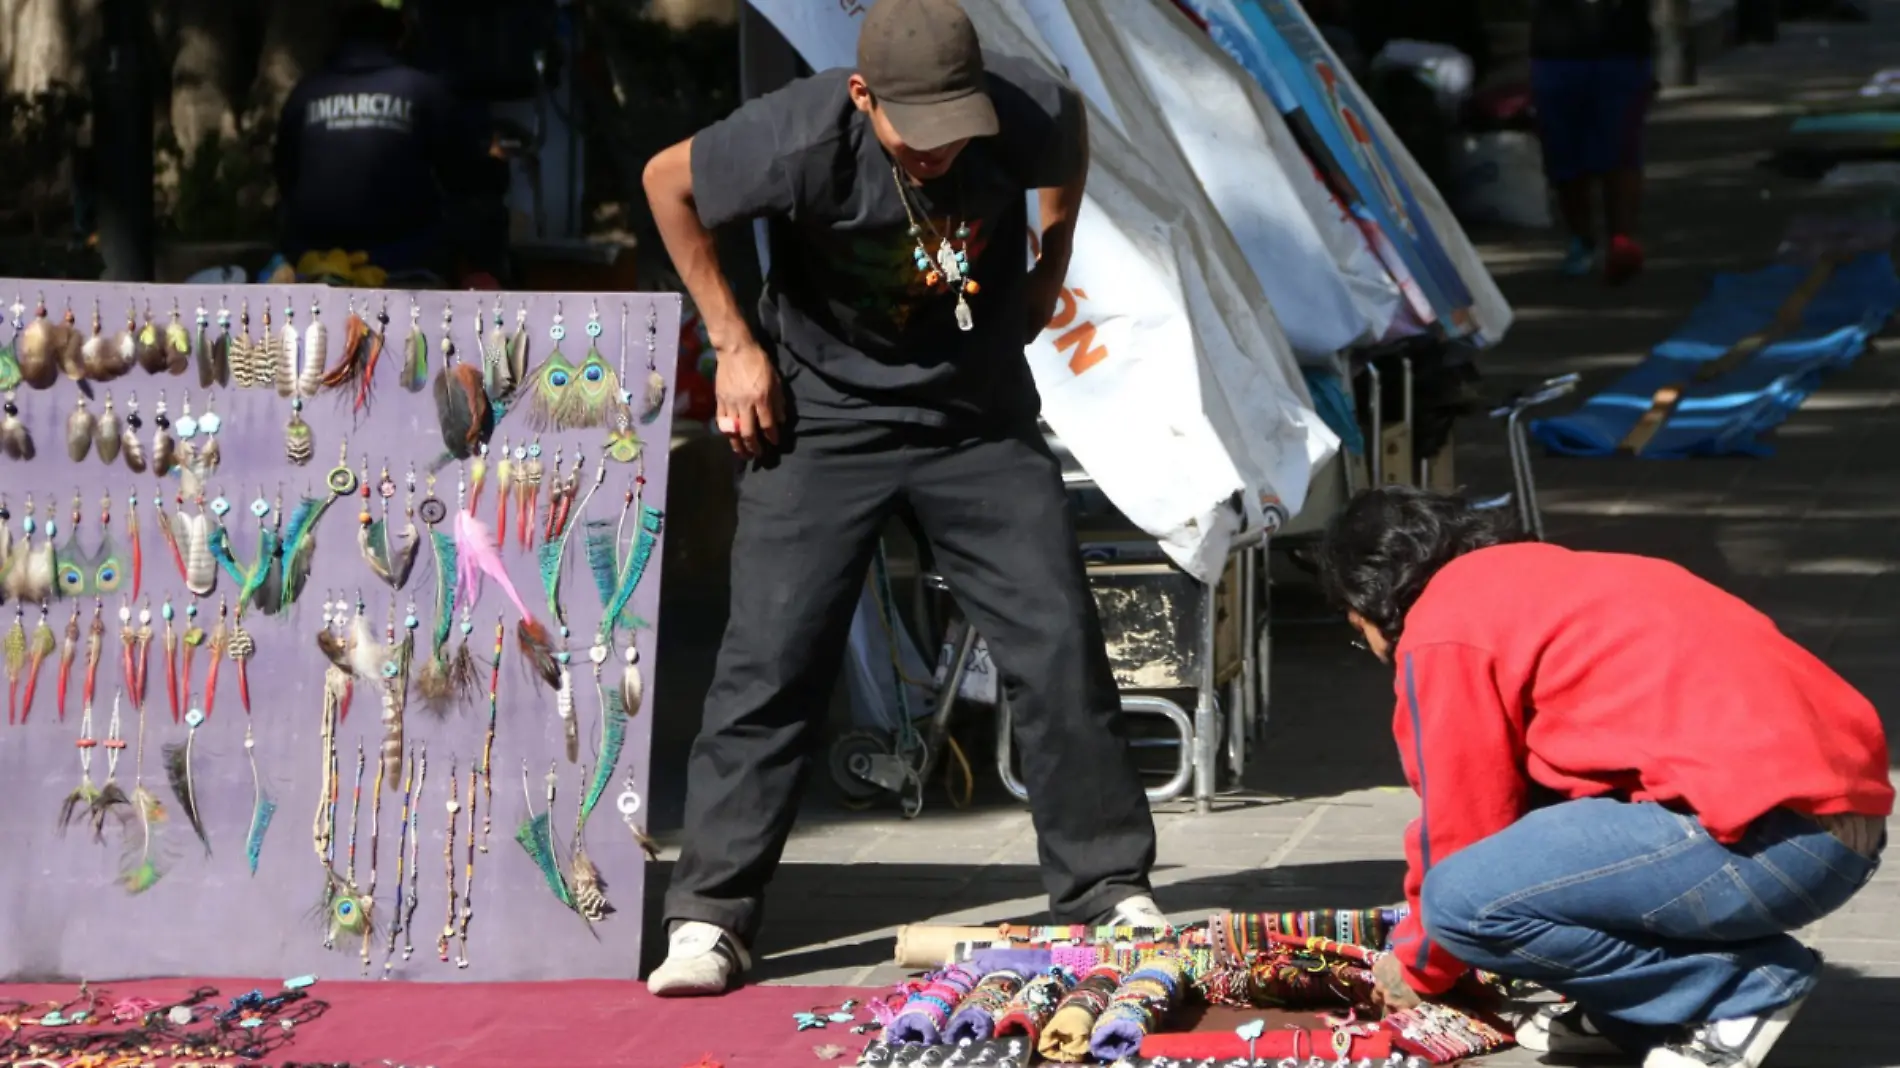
[[0, 281, 680, 982]]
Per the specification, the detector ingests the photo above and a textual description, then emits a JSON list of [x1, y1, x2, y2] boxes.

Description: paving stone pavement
[[640, 9, 1900, 1066]]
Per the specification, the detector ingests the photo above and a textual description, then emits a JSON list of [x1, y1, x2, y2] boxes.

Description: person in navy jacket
[[273, 1, 503, 277], [1318, 486, 1890, 1068]]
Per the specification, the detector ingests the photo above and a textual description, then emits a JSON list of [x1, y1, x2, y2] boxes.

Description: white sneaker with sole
[[1643, 995, 1807, 1068], [647, 920, 751, 997], [1517, 1004, 1623, 1056], [1098, 893, 1171, 930]]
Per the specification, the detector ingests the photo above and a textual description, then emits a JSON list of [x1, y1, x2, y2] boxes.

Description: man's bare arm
[[1033, 109, 1089, 284], [642, 137, 781, 454]]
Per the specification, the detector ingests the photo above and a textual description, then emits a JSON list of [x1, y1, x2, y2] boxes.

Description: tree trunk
[[3, 0, 103, 94], [168, 0, 237, 152], [647, 0, 737, 30], [247, 0, 337, 122]]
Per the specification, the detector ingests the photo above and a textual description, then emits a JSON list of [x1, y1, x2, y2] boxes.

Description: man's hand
[[1024, 260, 1064, 345], [713, 339, 783, 459], [1372, 953, 1425, 1012]]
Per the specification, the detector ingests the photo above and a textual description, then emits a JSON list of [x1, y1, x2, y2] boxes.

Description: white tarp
[[746, 0, 1340, 580]]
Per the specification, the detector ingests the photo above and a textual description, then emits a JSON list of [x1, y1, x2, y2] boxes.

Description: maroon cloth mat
[[0, 978, 879, 1067]]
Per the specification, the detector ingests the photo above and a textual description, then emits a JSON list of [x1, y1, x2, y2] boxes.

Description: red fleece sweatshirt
[[1387, 543, 1893, 994]]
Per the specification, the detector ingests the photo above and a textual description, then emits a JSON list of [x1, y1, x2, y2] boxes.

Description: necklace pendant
[[936, 242, 964, 286], [954, 293, 974, 333]]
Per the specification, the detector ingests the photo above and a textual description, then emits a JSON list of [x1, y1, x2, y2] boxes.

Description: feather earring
[[122, 682, 171, 894], [6, 499, 56, 606], [58, 695, 100, 834], [482, 298, 516, 401], [301, 297, 328, 397], [135, 302, 169, 375], [541, 456, 605, 627], [19, 607, 55, 724], [212, 300, 233, 387], [163, 303, 191, 376], [639, 302, 668, 425], [112, 301, 140, 379], [274, 302, 298, 399], [399, 300, 429, 393], [432, 315, 493, 460], [493, 437, 513, 537], [0, 299, 20, 392], [150, 392, 178, 478], [519, 440, 544, 549], [508, 302, 531, 392], [194, 301, 217, 389], [1, 391, 35, 461], [451, 505, 561, 689], [0, 495, 12, 593], [181, 601, 203, 719], [120, 393, 147, 474], [163, 708, 212, 855], [55, 605, 77, 722], [514, 761, 573, 911], [323, 298, 382, 413], [174, 395, 202, 497], [65, 394, 94, 463], [89, 693, 132, 841], [621, 644, 644, 719], [197, 394, 222, 477], [4, 606, 24, 724], [82, 300, 123, 383], [17, 296, 63, 389], [94, 392, 122, 465], [228, 300, 258, 389], [52, 303, 86, 391]]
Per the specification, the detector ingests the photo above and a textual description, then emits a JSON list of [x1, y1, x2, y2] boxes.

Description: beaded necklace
[[890, 165, 979, 333]]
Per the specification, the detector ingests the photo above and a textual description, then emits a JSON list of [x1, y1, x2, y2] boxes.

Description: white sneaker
[[1098, 893, 1171, 930], [646, 920, 751, 997], [1644, 995, 1807, 1068], [1517, 1004, 1623, 1056]]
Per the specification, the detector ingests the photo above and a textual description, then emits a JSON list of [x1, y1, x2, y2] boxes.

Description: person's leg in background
[[1530, 58, 1601, 276], [1420, 798, 1880, 1068], [902, 423, 1161, 926], [652, 421, 900, 996], [1598, 55, 1658, 284]]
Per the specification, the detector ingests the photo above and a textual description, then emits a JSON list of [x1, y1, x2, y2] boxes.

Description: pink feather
[[452, 509, 534, 622]]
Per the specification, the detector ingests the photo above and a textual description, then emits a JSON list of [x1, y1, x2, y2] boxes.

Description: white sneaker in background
[[1100, 893, 1171, 930]]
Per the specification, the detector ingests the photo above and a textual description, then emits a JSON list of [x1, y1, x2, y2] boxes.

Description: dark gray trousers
[[663, 418, 1157, 946]]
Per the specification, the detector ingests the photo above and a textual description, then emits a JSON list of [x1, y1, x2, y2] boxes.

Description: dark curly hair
[[1316, 486, 1524, 645]]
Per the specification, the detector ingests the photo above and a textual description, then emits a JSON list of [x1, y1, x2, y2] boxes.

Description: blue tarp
[[1531, 252, 1900, 458]]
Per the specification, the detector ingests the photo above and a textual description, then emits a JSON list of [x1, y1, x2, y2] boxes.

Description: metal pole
[[94, 0, 155, 281], [1194, 580, 1220, 813]]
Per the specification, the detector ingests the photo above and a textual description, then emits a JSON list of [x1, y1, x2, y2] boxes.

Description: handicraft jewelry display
[[0, 281, 680, 984]]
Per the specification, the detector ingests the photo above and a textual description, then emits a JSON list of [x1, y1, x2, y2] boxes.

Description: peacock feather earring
[[66, 394, 95, 463], [150, 392, 178, 479], [515, 760, 574, 914], [524, 303, 625, 433], [94, 391, 122, 465], [415, 474, 458, 711], [0, 390, 34, 461]]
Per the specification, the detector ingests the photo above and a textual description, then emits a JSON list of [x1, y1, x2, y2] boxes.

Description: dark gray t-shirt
[[690, 54, 1084, 428]]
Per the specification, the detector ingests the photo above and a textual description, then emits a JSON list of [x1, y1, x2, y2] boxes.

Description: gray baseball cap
[[856, 0, 1000, 151]]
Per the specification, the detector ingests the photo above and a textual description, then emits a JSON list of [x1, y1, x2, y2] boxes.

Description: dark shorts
[[1531, 57, 1655, 183]]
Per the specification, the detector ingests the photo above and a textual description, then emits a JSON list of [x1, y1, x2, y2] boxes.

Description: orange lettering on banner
[[1026, 227, 1110, 374]]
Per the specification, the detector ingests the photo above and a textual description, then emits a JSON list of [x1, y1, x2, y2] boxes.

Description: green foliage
[[156, 117, 279, 242]]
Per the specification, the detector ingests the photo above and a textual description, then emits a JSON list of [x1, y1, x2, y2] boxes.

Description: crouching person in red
[[1318, 487, 1892, 1068]]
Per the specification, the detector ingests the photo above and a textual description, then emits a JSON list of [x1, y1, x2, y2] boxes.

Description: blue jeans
[[1420, 799, 1881, 1030]]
